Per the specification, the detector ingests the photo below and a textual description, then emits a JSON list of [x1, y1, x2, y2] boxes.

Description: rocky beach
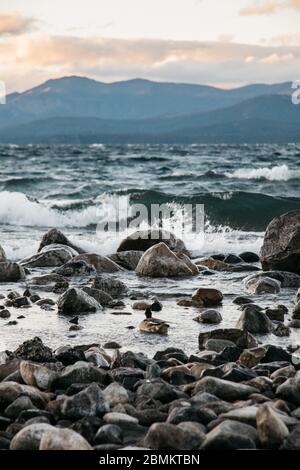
[[1, 202, 300, 450]]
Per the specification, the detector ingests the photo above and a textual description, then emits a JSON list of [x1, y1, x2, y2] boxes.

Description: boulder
[[265, 305, 288, 322], [20, 361, 58, 390], [256, 404, 289, 449], [136, 243, 195, 278], [53, 361, 109, 390], [194, 309, 222, 324], [109, 251, 143, 270], [20, 245, 74, 268], [103, 383, 129, 406], [236, 305, 273, 334], [245, 276, 281, 294], [192, 288, 223, 306], [73, 253, 124, 272], [55, 260, 96, 277], [198, 328, 257, 350], [200, 420, 257, 450], [14, 337, 53, 363], [239, 252, 260, 263], [62, 383, 109, 419], [0, 382, 49, 409], [57, 287, 103, 315], [82, 287, 113, 306], [193, 377, 257, 401], [260, 210, 300, 274], [39, 428, 92, 450], [0, 261, 26, 282], [117, 229, 188, 255], [144, 422, 203, 450], [38, 228, 85, 254], [10, 423, 54, 450], [92, 276, 127, 298]]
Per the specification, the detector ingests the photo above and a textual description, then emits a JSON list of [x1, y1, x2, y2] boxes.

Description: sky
[[0, 0, 300, 92]]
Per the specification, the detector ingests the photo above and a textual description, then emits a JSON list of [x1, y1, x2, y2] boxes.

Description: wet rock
[[54, 361, 109, 390], [261, 345, 292, 363], [92, 276, 127, 298], [85, 348, 110, 368], [194, 309, 222, 324], [239, 252, 260, 263], [14, 337, 53, 363], [54, 346, 85, 365], [167, 404, 216, 425], [12, 296, 30, 308], [20, 361, 58, 390], [55, 260, 96, 277], [281, 426, 300, 449], [260, 210, 300, 274], [199, 328, 257, 350], [200, 420, 257, 450], [136, 243, 195, 278], [265, 305, 288, 321], [0, 382, 49, 409], [20, 245, 74, 268], [289, 319, 300, 328], [109, 251, 143, 270], [293, 301, 300, 320], [233, 296, 253, 305], [132, 301, 151, 310], [195, 257, 230, 271], [0, 309, 10, 319], [117, 229, 188, 255], [111, 368, 144, 391], [273, 322, 290, 337], [0, 262, 26, 282], [117, 350, 152, 370], [10, 423, 55, 450], [136, 379, 182, 404], [276, 372, 300, 405], [38, 228, 84, 255], [62, 383, 109, 419], [103, 341, 121, 350], [103, 412, 138, 425], [94, 424, 123, 445], [70, 416, 102, 442], [0, 244, 6, 261], [224, 254, 243, 264], [103, 383, 129, 406], [74, 253, 124, 272], [247, 271, 300, 288], [82, 287, 113, 306], [192, 288, 223, 307], [144, 422, 202, 450], [39, 427, 92, 450], [4, 396, 37, 419], [238, 347, 267, 368], [245, 276, 281, 294], [236, 304, 273, 334], [193, 377, 257, 401], [204, 339, 236, 353], [57, 287, 103, 315], [256, 404, 289, 449], [30, 273, 67, 286]]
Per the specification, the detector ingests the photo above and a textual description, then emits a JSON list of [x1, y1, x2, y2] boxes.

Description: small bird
[[69, 316, 79, 325], [139, 307, 169, 335]]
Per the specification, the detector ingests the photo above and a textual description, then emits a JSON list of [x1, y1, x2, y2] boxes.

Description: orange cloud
[[0, 12, 34, 35], [240, 0, 300, 16]]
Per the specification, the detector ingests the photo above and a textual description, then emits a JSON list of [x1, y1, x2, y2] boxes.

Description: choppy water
[[0, 143, 299, 353]]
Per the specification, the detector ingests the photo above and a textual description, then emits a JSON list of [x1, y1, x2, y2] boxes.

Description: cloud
[[0, 34, 299, 92], [240, 0, 300, 16], [0, 12, 34, 36]]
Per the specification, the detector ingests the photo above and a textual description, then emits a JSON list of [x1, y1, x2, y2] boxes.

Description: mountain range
[[0, 76, 298, 143]]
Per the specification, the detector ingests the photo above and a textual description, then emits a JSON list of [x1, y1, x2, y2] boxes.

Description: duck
[[139, 307, 169, 335]]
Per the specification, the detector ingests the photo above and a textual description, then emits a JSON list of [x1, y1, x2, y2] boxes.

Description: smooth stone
[[276, 372, 300, 405], [57, 287, 103, 315], [200, 420, 257, 450], [280, 426, 300, 449], [233, 296, 253, 305], [30, 273, 67, 286], [204, 339, 236, 353], [192, 288, 223, 307], [103, 341, 121, 349], [103, 412, 138, 425], [193, 377, 258, 401], [144, 422, 203, 450], [245, 276, 281, 294], [256, 404, 289, 449], [117, 229, 188, 255], [10, 423, 54, 450], [4, 396, 37, 420], [246, 271, 300, 288], [136, 242, 195, 278], [194, 257, 229, 271], [195, 309, 222, 324], [238, 347, 267, 368], [265, 305, 288, 321], [0, 261, 26, 282], [224, 254, 243, 264], [0, 309, 10, 319], [94, 424, 123, 445], [111, 368, 145, 391], [199, 328, 257, 350], [132, 301, 151, 310], [167, 405, 216, 426], [92, 276, 127, 298], [236, 304, 273, 334], [103, 383, 129, 406], [136, 379, 182, 404], [39, 427, 92, 450], [239, 252, 260, 263], [20, 361, 58, 390]]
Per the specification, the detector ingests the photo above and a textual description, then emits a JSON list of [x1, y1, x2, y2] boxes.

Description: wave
[[0, 189, 299, 233], [225, 165, 300, 181]]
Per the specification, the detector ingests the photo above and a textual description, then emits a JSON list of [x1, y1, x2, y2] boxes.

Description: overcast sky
[[0, 0, 300, 92]]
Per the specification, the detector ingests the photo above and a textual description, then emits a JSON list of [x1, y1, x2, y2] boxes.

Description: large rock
[[245, 276, 281, 294], [10, 423, 54, 450], [193, 377, 257, 401], [198, 328, 257, 350], [117, 229, 188, 255], [0, 261, 26, 282], [20, 245, 75, 268], [276, 371, 300, 405], [57, 287, 103, 315], [236, 305, 273, 334], [261, 210, 300, 274], [73, 254, 124, 272], [20, 361, 58, 390], [62, 383, 109, 419], [0, 382, 49, 409], [38, 228, 85, 254], [55, 260, 96, 277], [194, 309, 222, 324], [192, 288, 223, 306], [39, 428, 92, 450], [136, 242, 195, 278], [109, 251, 143, 270], [245, 271, 300, 288], [256, 404, 289, 449], [92, 276, 127, 298], [200, 420, 257, 450], [53, 361, 109, 390], [144, 422, 204, 450]]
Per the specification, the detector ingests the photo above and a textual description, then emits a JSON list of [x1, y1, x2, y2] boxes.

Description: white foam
[[226, 164, 300, 181]]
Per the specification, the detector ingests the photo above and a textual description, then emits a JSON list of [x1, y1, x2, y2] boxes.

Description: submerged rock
[[136, 243, 195, 278], [192, 288, 223, 307], [0, 262, 26, 282], [57, 287, 103, 315], [117, 229, 188, 255], [260, 210, 300, 274]]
